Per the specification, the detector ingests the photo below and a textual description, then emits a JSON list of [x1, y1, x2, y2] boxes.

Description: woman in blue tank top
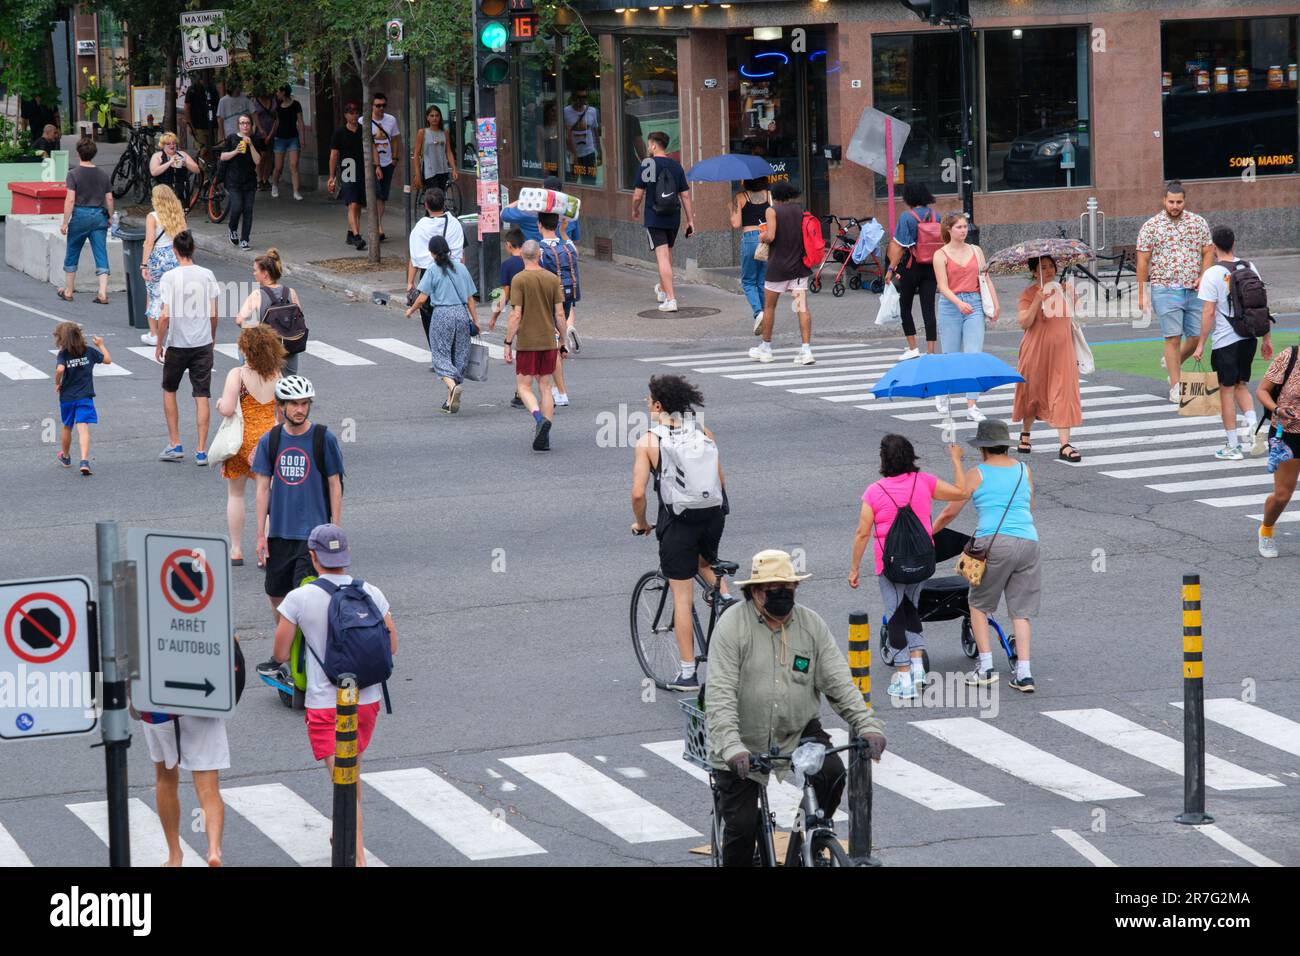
[[933, 418, 1041, 693]]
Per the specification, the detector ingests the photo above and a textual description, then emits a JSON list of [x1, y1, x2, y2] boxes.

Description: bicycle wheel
[[808, 831, 853, 867], [630, 570, 680, 689], [207, 177, 229, 224], [184, 169, 205, 214], [445, 180, 462, 216], [110, 153, 135, 199], [709, 789, 725, 867]]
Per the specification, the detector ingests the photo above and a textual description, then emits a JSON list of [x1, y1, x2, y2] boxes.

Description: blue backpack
[[307, 579, 394, 708]]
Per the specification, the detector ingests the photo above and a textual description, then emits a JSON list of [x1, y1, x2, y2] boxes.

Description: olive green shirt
[[705, 602, 884, 780]]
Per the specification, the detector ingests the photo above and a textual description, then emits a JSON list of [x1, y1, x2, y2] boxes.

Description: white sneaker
[[1214, 444, 1244, 461], [1259, 531, 1279, 558], [1249, 430, 1269, 457], [966, 405, 986, 423], [658, 298, 678, 312], [900, 347, 922, 360], [270, 184, 279, 198], [793, 348, 815, 366], [140, 332, 157, 346], [748, 345, 774, 363], [293, 191, 303, 201], [752, 312, 764, 336], [1169, 385, 1181, 403], [654, 282, 666, 303], [552, 389, 570, 407], [934, 395, 950, 415]]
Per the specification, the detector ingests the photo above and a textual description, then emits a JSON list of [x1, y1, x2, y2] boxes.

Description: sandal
[[56, 289, 73, 302], [92, 296, 109, 305], [1016, 431, 1032, 454], [1058, 443, 1082, 462]]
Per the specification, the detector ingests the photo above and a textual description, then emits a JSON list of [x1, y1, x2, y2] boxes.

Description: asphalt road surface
[[0, 251, 1296, 868]]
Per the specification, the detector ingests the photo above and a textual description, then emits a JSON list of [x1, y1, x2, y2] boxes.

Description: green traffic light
[[479, 21, 509, 52]]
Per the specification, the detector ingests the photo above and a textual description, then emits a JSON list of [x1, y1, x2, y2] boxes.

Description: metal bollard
[[846, 612, 880, 864], [1175, 576, 1213, 825], [332, 674, 359, 865], [848, 612, 871, 711]]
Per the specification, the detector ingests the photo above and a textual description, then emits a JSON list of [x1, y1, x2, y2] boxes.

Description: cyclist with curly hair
[[631, 374, 734, 692]]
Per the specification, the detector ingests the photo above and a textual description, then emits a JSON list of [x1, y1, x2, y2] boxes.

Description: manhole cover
[[636, 307, 722, 319]]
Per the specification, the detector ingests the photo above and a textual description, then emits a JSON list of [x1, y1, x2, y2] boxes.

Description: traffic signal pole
[[956, 15, 978, 245], [476, 83, 501, 299]]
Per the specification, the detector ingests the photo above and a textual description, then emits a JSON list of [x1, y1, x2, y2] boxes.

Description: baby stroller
[[879, 575, 1016, 672], [809, 215, 887, 297]]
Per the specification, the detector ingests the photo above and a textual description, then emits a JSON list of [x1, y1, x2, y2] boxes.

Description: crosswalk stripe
[[825, 727, 1001, 810], [1147, 473, 1275, 494], [0, 821, 33, 866], [126, 346, 163, 365], [501, 752, 699, 843], [856, 383, 1021, 402], [0, 352, 49, 380], [663, 344, 898, 368], [726, 362, 894, 382], [360, 337, 432, 363], [1039, 429, 1226, 452], [1078, 446, 1239, 468], [1193, 824, 1281, 867], [841, 388, 1134, 409], [1173, 699, 1300, 758], [67, 798, 206, 866], [1044, 709, 1281, 791], [1196, 492, 1270, 508], [913, 717, 1142, 802], [790, 381, 894, 395], [707, 357, 898, 376], [640, 343, 893, 363], [1052, 828, 1118, 867], [213, 343, 241, 360], [1246, 511, 1300, 523], [1102, 458, 1265, 479], [364, 768, 546, 860], [760, 372, 885, 388], [47, 349, 132, 376], [938, 415, 1221, 436], [304, 341, 375, 366], [897, 402, 1175, 423], [222, 783, 385, 866]]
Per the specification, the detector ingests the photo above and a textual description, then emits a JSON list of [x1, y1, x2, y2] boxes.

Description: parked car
[[1002, 125, 1090, 188]]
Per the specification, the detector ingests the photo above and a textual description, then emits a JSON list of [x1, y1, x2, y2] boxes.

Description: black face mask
[[762, 587, 796, 618]]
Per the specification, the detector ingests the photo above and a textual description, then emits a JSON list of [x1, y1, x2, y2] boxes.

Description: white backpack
[[652, 422, 723, 514]]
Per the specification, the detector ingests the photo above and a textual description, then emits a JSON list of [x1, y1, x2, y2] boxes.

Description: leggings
[[227, 185, 256, 242], [896, 261, 937, 342]]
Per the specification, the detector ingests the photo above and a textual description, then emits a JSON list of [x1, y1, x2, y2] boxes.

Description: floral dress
[[144, 211, 179, 321]]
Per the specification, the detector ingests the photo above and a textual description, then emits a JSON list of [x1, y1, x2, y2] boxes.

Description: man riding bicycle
[[631, 374, 735, 692], [706, 549, 887, 866]]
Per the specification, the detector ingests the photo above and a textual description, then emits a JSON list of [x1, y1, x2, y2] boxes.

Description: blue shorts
[[273, 136, 300, 154], [60, 398, 98, 427], [1152, 285, 1201, 339]]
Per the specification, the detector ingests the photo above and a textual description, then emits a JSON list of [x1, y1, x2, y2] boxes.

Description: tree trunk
[[163, 44, 178, 133]]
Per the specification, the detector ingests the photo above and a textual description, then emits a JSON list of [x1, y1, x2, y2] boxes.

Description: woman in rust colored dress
[[216, 325, 284, 564], [1013, 255, 1084, 461]]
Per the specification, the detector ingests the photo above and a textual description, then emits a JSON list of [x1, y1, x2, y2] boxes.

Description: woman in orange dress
[[1012, 255, 1084, 461], [216, 326, 284, 564]]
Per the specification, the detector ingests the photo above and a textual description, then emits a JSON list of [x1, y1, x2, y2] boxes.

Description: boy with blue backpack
[[537, 211, 580, 407], [272, 523, 396, 866]]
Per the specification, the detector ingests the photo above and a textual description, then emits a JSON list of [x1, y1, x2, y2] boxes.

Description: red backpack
[[801, 211, 826, 269], [910, 209, 943, 265]]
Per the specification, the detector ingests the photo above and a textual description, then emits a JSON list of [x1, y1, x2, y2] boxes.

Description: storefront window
[[871, 33, 972, 198], [97, 16, 128, 99], [562, 50, 604, 187], [620, 36, 679, 191], [515, 41, 558, 179], [459, 84, 476, 172], [1161, 17, 1298, 180], [985, 27, 1091, 190], [423, 75, 459, 174]]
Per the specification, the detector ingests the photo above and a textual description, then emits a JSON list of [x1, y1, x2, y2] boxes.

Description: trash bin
[[116, 225, 150, 330], [7, 181, 67, 214], [459, 214, 480, 282]]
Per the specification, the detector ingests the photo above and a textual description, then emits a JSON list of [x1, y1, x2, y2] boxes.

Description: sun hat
[[966, 418, 1014, 449], [735, 549, 811, 587]]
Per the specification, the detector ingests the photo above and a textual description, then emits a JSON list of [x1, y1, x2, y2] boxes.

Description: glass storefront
[[513, 39, 608, 187], [1161, 17, 1298, 180], [97, 16, 128, 98], [515, 40, 559, 179], [620, 36, 679, 191], [562, 49, 605, 187]]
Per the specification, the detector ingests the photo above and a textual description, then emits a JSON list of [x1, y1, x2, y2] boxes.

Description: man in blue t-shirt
[[251, 375, 345, 673], [631, 130, 694, 314], [500, 175, 581, 244]]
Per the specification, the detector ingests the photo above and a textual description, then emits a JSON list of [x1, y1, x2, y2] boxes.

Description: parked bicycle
[[417, 179, 462, 218], [681, 699, 867, 867], [194, 154, 229, 224], [630, 559, 738, 690], [109, 124, 161, 204]]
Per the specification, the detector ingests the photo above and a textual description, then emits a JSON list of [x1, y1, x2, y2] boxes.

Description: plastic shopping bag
[[874, 282, 902, 327]]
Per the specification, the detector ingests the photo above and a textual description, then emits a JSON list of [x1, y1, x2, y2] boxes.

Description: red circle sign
[[160, 549, 215, 614], [4, 592, 76, 664]]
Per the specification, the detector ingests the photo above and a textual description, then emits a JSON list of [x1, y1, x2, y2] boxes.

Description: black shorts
[[646, 227, 677, 250], [161, 344, 214, 397], [373, 166, 394, 202], [264, 537, 314, 598], [339, 180, 367, 208], [656, 505, 725, 581], [1211, 337, 1257, 387], [1280, 432, 1300, 458]]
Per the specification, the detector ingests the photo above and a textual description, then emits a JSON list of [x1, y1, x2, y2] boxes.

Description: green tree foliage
[[0, 0, 61, 141]]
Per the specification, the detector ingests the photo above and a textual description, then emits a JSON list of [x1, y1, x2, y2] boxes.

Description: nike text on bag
[[652, 423, 723, 514], [880, 474, 936, 584], [262, 286, 308, 354], [801, 211, 826, 269], [1178, 365, 1221, 417], [910, 210, 943, 265], [651, 161, 681, 216], [308, 579, 393, 689], [1226, 261, 1273, 338]]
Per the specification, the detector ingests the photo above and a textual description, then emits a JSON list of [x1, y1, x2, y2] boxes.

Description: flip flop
[[230, 557, 245, 567], [92, 296, 109, 305], [56, 289, 73, 302]]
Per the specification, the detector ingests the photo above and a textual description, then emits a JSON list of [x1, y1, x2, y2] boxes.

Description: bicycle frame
[[646, 571, 720, 665]]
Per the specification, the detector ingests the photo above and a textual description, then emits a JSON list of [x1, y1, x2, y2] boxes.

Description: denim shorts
[[273, 136, 300, 154], [1152, 285, 1200, 339]]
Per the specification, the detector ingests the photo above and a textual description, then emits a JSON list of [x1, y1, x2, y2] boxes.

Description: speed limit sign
[[180, 10, 229, 70]]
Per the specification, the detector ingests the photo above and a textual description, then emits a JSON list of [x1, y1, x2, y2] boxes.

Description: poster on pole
[[476, 117, 500, 235], [180, 11, 230, 71]]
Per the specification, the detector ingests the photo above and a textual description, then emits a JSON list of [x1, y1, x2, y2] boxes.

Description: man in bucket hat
[[705, 549, 887, 866]]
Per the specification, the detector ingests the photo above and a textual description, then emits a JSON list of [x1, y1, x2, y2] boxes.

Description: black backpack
[[880, 473, 936, 584], [262, 286, 308, 354], [651, 159, 681, 216], [1225, 260, 1273, 338]]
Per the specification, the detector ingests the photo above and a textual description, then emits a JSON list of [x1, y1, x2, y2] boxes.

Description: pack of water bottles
[[516, 187, 581, 221]]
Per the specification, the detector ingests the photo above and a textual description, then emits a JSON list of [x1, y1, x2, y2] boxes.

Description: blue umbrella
[[870, 352, 1024, 400], [686, 153, 775, 183]]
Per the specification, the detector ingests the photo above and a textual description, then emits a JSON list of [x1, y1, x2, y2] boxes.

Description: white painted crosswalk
[[67, 798, 207, 866], [222, 783, 385, 866]]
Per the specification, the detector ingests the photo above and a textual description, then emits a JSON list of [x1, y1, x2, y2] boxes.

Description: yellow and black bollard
[[847, 612, 879, 865], [332, 674, 359, 865], [848, 611, 872, 711], [1175, 576, 1214, 825]]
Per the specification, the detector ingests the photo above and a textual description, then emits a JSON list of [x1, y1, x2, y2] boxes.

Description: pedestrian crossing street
[[0, 699, 1293, 866], [640, 342, 1281, 522]]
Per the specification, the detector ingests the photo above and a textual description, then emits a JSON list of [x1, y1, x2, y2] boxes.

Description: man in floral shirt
[[1136, 181, 1214, 403]]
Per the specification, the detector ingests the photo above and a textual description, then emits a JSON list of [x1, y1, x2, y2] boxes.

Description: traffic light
[[476, 0, 511, 86]]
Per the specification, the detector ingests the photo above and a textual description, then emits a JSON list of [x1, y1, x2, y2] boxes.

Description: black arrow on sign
[[164, 678, 216, 696]]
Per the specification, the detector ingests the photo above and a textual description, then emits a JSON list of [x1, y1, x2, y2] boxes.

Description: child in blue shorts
[[53, 321, 113, 475]]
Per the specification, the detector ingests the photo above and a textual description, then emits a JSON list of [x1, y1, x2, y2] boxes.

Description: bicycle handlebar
[[747, 738, 866, 773]]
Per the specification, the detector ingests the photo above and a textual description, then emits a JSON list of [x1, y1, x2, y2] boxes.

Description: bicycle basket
[[680, 698, 710, 770]]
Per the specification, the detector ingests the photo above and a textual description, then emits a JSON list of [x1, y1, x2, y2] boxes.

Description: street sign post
[[0, 575, 97, 740], [126, 529, 234, 718]]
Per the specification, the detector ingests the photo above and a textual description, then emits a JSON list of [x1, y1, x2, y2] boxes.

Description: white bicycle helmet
[[274, 375, 315, 401]]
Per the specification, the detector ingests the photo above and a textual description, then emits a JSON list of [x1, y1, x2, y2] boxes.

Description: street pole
[[956, 16, 977, 245], [404, 56, 412, 240], [475, 83, 501, 298], [95, 521, 131, 867]]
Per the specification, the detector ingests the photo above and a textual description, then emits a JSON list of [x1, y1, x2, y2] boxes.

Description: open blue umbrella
[[870, 352, 1024, 400], [686, 153, 775, 183]]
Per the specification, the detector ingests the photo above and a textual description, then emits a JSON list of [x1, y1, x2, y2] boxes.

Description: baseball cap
[[307, 524, 350, 568]]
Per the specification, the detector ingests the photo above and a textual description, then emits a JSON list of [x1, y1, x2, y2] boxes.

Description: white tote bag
[[874, 282, 902, 327], [207, 381, 245, 465], [978, 273, 998, 319], [1072, 322, 1095, 375]]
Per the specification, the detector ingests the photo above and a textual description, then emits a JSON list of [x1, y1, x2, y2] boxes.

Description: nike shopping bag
[[1178, 364, 1220, 417]]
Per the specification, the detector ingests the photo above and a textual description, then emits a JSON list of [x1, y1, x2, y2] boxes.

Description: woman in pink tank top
[[933, 213, 1000, 420]]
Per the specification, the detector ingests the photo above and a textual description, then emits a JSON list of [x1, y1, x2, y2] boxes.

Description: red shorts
[[305, 701, 381, 761], [515, 348, 558, 378]]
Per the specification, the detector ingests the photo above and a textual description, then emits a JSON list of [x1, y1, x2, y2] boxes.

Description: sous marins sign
[[1228, 154, 1295, 168]]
